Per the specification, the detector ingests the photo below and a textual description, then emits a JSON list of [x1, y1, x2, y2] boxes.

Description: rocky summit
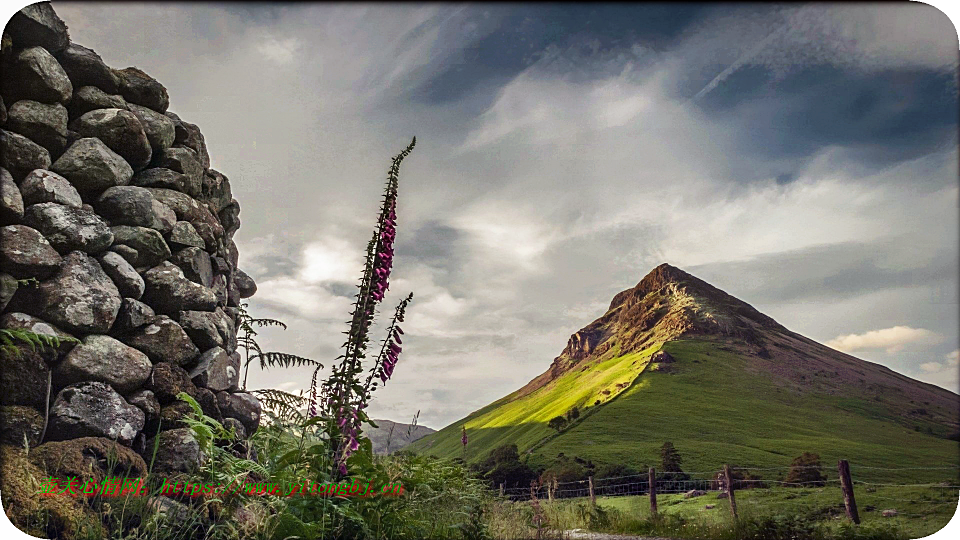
[[0, 2, 260, 483]]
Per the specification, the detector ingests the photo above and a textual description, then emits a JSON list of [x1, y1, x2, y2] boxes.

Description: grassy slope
[[411, 339, 958, 483]]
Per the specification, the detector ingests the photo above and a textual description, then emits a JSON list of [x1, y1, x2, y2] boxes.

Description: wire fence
[[494, 462, 960, 522]]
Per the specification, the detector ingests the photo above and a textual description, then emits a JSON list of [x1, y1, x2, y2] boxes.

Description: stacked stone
[[0, 3, 260, 474]]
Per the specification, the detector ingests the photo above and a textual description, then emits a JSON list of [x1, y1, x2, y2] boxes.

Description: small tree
[[784, 452, 826, 487], [660, 441, 683, 473], [548, 416, 568, 432], [566, 407, 580, 422]]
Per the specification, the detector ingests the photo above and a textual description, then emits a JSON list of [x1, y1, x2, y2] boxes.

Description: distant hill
[[409, 264, 959, 480], [364, 419, 436, 455]]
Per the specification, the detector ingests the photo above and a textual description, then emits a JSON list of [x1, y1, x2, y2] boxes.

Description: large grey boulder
[[146, 362, 198, 404], [0, 224, 62, 278], [171, 246, 213, 287], [218, 199, 241, 239], [57, 43, 119, 93], [117, 67, 169, 113], [146, 188, 225, 252], [142, 261, 217, 315], [0, 129, 51, 179], [168, 221, 204, 249], [126, 389, 160, 423], [24, 202, 114, 254], [145, 428, 202, 473], [234, 268, 257, 298], [51, 137, 133, 193], [200, 169, 233, 213], [178, 310, 225, 351], [189, 347, 240, 392], [128, 104, 175, 153], [216, 392, 261, 435], [4, 100, 68, 156], [130, 167, 188, 192], [2, 46, 72, 104], [70, 108, 152, 171], [67, 86, 128, 119], [153, 147, 201, 198], [112, 298, 155, 333], [166, 112, 210, 169], [19, 169, 82, 207], [152, 199, 176, 234], [121, 315, 199, 366], [97, 185, 162, 228], [110, 225, 171, 268], [97, 250, 145, 298], [5, 3, 69, 53], [0, 167, 24, 224], [48, 381, 144, 445], [32, 251, 122, 334], [55, 334, 152, 393]]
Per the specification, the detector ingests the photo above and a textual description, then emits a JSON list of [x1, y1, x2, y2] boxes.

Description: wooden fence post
[[723, 464, 738, 520], [838, 460, 860, 525], [499, 482, 504, 497], [588, 475, 596, 507], [649, 467, 658, 516]]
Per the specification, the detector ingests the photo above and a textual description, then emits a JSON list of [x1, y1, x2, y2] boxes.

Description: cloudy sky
[[52, 2, 959, 428]]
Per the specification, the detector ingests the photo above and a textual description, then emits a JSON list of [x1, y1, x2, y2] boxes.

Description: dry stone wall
[[0, 2, 261, 474]]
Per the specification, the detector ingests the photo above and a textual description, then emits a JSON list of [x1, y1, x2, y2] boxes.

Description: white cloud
[[947, 349, 960, 365], [298, 238, 363, 284], [826, 326, 942, 354], [920, 362, 944, 373], [256, 35, 301, 65]]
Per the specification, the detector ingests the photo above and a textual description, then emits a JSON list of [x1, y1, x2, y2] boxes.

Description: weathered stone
[[117, 67, 169, 113], [0, 273, 16, 312], [190, 348, 240, 393], [201, 169, 232, 213], [70, 108, 152, 170], [145, 428, 202, 473], [0, 95, 5, 124], [211, 256, 230, 274], [19, 169, 82, 207], [221, 417, 246, 441], [32, 251, 121, 334], [112, 298, 155, 333], [0, 405, 44, 447], [178, 311, 223, 351], [57, 44, 119, 93], [215, 392, 260, 435], [51, 137, 133, 193], [130, 167, 188, 192], [96, 185, 161, 228], [67, 85, 127, 119], [168, 220, 204, 249], [147, 400, 194, 432], [97, 250, 144, 298], [234, 268, 257, 299], [0, 167, 24, 224], [0, 224, 62, 278], [0, 348, 47, 409], [5, 3, 69, 53], [128, 103, 175, 153], [153, 199, 176, 233], [126, 389, 160, 422], [142, 261, 217, 315], [5, 99, 68, 156], [227, 276, 240, 307], [166, 111, 209, 169], [146, 362, 198, 404], [31, 437, 147, 483], [0, 311, 77, 362], [55, 334, 152, 393], [110, 225, 171, 268], [652, 350, 674, 363], [195, 387, 223, 421], [48, 381, 144, 445], [148, 496, 190, 521], [218, 199, 240, 238], [212, 273, 228, 306], [0, 129, 51, 180], [108, 244, 139, 267], [121, 315, 200, 366], [2, 46, 72, 104], [24, 202, 114, 254], [171, 246, 213, 288], [153, 147, 201, 198]]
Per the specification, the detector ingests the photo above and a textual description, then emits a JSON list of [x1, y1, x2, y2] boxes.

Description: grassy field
[[488, 485, 958, 539]]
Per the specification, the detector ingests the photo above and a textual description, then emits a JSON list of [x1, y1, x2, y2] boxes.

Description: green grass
[[411, 339, 959, 484]]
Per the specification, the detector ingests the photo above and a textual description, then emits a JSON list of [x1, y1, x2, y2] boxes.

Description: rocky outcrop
[[1, 2, 259, 478]]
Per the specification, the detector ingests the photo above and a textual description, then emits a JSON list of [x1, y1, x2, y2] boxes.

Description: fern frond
[[254, 352, 323, 370], [252, 389, 308, 422]]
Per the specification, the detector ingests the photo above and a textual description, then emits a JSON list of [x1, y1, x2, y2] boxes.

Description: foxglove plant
[[308, 137, 416, 477]]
